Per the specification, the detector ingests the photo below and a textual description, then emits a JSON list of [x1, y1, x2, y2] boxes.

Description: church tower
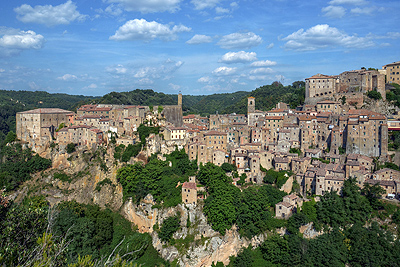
[[248, 97, 255, 114]]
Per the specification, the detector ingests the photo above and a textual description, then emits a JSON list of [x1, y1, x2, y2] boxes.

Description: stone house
[[275, 194, 303, 219], [182, 181, 197, 205]]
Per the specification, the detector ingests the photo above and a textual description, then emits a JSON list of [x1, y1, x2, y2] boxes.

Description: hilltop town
[[16, 61, 400, 205]]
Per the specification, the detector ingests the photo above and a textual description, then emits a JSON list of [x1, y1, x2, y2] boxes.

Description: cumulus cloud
[[57, 74, 78, 81], [106, 0, 181, 13], [14, 1, 87, 27], [322, 5, 346, 18], [251, 60, 277, 67], [186, 34, 212, 44], [282, 24, 374, 51], [212, 66, 237, 76], [191, 0, 221, 10], [110, 19, 191, 41], [329, 0, 366, 5], [217, 32, 262, 49], [250, 68, 274, 74], [0, 29, 45, 56], [219, 51, 257, 64]]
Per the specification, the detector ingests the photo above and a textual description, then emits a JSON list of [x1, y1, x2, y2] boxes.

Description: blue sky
[[0, 0, 399, 96]]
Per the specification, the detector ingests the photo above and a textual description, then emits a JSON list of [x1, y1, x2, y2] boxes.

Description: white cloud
[[57, 74, 78, 81], [127, 59, 183, 80], [351, 6, 382, 15], [83, 83, 98, 90], [0, 29, 45, 56], [106, 64, 128, 74], [110, 19, 191, 41], [186, 34, 212, 44], [251, 60, 277, 67], [215, 7, 229, 14], [249, 75, 268, 81], [105, 4, 123, 16], [191, 0, 221, 10], [0, 68, 5, 73], [106, 0, 181, 13], [14, 1, 87, 27], [218, 32, 262, 49], [250, 68, 274, 74], [212, 66, 237, 76], [198, 76, 210, 83], [328, 0, 366, 5], [266, 43, 274, 49], [322, 5, 346, 18], [138, 78, 154, 84], [282, 24, 374, 51], [219, 51, 257, 64], [169, 83, 181, 90]]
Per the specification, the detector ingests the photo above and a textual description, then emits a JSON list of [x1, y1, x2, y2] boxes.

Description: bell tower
[[248, 97, 255, 114]]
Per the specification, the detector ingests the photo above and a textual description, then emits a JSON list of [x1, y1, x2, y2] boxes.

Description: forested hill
[[221, 81, 305, 114], [97, 81, 305, 116], [0, 90, 96, 141]]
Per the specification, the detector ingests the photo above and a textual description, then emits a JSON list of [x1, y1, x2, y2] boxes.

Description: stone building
[[275, 194, 303, 219], [383, 61, 400, 84], [345, 110, 387, 158], [16, 108, 75, 152], [182, 181, 197, 205], [305, 74, 337, 99]]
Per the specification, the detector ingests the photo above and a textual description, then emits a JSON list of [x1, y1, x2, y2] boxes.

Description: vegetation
[[263, 169, 292, 188], [117, 149, 197, 206], [0, 142, 52, 191], [66, 143, 76, 153], [159, 213, 181, 242], [228, 177, 400, 266], [197, 163, 286, 237], [0, 196, 168, 266], [386, 83, 400, 107], [367, 90, 382, 100]]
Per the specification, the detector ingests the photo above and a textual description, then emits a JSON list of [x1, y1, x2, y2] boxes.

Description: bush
[[367, 90, 382, 100], [66, 143, 76, 153], [159, 213, 181, 242]]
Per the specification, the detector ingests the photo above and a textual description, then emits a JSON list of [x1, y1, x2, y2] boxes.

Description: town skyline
[[0, 0, 399, 96]]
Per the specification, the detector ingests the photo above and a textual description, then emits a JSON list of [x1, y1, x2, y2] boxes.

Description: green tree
[[367, 90, 382, 100], [66, 143, 76, 153], [159, 214, 180, 242]]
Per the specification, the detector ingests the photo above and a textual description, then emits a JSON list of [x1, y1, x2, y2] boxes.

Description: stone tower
[[178, 92, 182, 106], [248, 97, 255, 114]]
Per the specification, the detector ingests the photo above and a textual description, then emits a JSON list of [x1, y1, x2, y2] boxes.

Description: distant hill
[[0, 90, 96, 141], [98, 81, 305, 116]]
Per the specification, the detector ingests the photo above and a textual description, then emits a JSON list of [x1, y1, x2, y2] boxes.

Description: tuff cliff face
[[122, 196, 269, 267]]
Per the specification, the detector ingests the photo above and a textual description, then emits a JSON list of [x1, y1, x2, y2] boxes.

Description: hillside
[[97, 81, 305, 116]]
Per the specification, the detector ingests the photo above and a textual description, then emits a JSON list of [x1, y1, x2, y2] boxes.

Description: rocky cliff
[[122, 195, 269, 266]]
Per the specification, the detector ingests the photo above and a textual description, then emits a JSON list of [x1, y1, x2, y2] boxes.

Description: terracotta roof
[[204, 130, 227, 136], [182, 182, 197, 190]]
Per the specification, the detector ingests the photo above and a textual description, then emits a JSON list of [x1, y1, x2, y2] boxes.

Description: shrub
[[66, 143, 76, 153]]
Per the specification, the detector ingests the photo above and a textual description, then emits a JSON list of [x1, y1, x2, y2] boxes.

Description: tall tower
[[178, 92, 182, 106], [247, 97, 255, 114]]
